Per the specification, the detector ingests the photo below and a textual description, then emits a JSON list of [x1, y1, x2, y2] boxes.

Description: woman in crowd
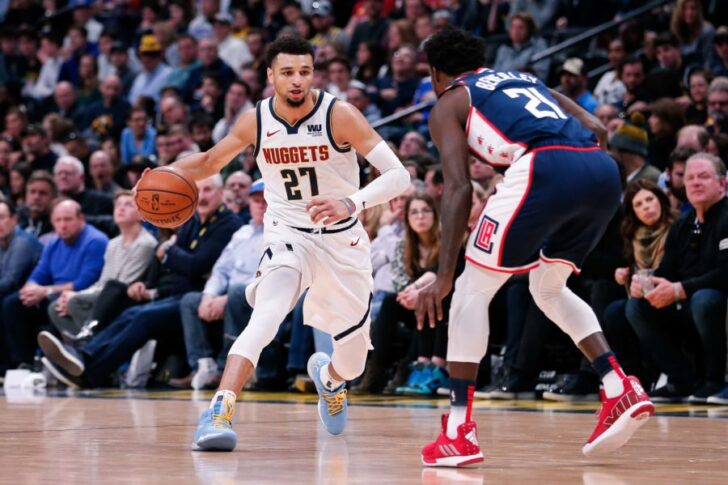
[[603, 179, 676, 382]]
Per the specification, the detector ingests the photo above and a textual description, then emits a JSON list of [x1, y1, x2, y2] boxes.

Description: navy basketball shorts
[[466, 145, 621, 274]]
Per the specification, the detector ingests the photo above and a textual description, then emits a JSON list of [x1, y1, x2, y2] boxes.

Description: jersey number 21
[[503, 87, 567, 120]]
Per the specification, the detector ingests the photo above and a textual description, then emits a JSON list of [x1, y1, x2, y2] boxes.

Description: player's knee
[[529, 263, 569, 306]]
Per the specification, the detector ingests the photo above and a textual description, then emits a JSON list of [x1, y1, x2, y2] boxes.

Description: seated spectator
[[17, 170, 56, 241], [493, 12, 550, 81], [89, 151, 121, 197], [603, 180, 677, 384], [706, 76, 728, 135], [166, 35, 201, 93], [120, 107, 157, 165], [613, 57, 650, 116], [24, 32, 63, 101], [46, 82, 85, 128], [423, 164, 444, 206], [81, 74, 131, 141], [469, 157, 498, 192], [77, 54, 101, 109], [108, 41, 139, 98], [609, 113, 662, 184], [212, 80, 253, 143], [159, 94, 189, 127], [399, 131, 428, 159], [664, 146, 695, 214], [685, 69, 711, 125], [327, 57, 353, 100], [356, 193, 448, 395], [347, 80, 381, 124], [38, 175, 241, 388], [373, 45, 420, 118], [128, 35, 172, 107], [184, 38, 236, 104], [708, 26, 728, 78], [189, 114, 215, 152], [645, 32, 692, 101], [647, 98, 684, 170], [558, 58, 599, 114], [676, 124, 710, 150], [62, 130, 92, 166], [224, 171, 252, 223], [155, 126, 184, 166], [0, 198, 42, 373], [2, 199, 107, 368], [22, 124, 58, 174], [54, 156, 115, 236], [212, 12, 252, 76], [625, 153, 728, 403], [594, 38, 627, 106], [47, 190, 156, 339], [670, 0, 715, 65], [174, 180, 266, 389]]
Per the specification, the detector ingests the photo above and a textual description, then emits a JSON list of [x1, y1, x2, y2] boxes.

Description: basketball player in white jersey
[[164, 35, 410, 451]]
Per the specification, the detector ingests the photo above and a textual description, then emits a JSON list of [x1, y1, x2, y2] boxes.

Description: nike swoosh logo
[[350, 237, 360, 247], [267, 129, 280, 137]]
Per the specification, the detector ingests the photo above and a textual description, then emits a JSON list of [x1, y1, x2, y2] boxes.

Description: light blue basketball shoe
[[193, 396, 238, 451], [307, 352, 348, 435]]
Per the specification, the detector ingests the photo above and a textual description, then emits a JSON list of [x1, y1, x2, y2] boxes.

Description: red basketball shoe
[[421, 414, 484, 467], [582, 375, 655, 456]]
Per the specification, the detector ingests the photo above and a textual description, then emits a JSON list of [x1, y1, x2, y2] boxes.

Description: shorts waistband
[[289, 217, 357, 234]]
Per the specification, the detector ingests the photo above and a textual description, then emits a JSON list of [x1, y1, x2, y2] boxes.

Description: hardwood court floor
[[1, 389, 728, 484]]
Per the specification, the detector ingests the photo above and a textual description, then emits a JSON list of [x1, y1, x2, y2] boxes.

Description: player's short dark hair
[[265, 35, 314, 68], [423, 26, 485, 77]]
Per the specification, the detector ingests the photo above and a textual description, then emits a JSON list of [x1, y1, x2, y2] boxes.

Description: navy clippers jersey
[[445, 68, 598, 167]]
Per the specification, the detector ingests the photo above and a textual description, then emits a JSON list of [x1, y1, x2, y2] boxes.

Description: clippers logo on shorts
[[474, 215, 499, 254], [307, 124, 323, 137]]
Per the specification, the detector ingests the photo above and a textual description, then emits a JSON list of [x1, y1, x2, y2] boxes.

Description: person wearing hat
[[213, 11, 252, 76], [558, 57, 598, 114], [609, 112, 661, 185], [311, 0, 349, 51], [172, 178, 268, 390], [128, 34, 172, 106], [709, 26, 728, 78], [22, 124, 58, 173]]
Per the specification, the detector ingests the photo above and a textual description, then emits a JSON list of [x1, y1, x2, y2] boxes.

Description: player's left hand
[[644, 277, 675, 309], [415, 276, 452, 330], [306, 197, 351, 226]]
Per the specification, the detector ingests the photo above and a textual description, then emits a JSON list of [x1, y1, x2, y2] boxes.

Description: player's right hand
[[415, 276, 452, 330]]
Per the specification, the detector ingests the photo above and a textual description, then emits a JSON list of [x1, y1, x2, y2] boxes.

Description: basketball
[[134, 167, 198, 229]]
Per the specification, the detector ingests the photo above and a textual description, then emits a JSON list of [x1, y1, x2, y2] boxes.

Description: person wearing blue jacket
[[2, 199, 107, 367]]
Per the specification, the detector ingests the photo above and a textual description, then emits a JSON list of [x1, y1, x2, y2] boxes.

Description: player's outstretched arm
[[415, 87, 471, 329], [549, 89, 608, 148], [171, 108, 257, 182], [331, 101, 410, 211]]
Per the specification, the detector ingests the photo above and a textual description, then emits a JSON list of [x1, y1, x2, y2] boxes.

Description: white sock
[[210, 389, 237, 416], [602, 370, 625, 398], [447, 406, 467, 439], [320, 364, 344, 391]]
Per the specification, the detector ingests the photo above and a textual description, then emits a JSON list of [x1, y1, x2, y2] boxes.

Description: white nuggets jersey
[[254, 90, 359, 228]]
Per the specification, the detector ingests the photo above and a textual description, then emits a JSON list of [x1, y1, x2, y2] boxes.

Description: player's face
[[268, 54, 314, 108], [407, 199, 435, 234], [631, 189, 661, 227]]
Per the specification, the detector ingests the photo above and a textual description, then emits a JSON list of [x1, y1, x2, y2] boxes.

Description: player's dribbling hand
[[415, 277, 452, 330], [306, 197, 351, 225]]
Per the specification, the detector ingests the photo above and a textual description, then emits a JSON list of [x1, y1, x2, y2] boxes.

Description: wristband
[[673, 283, 682, 310], [340, 197, 356, 216]]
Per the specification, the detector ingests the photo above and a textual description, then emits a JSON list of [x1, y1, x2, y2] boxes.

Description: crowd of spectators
[[1, 0, 728, 405]]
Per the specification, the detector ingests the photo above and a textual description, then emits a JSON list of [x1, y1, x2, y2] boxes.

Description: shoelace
[[323, 389, 347, 416], [211, 413, 232, 429]]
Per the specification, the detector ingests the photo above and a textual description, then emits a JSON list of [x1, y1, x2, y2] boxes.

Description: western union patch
[[720, 238, 728, 251]]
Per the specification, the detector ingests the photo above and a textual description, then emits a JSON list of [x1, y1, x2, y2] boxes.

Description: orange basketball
[[134, 167, 198, 229]]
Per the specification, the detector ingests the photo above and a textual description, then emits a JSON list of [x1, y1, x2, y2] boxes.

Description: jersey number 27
[[503, 87, 567, 120], [281, 167, 319, 200]]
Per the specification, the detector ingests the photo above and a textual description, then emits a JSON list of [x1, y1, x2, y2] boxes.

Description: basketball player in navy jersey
[[165, 36, 410, 450], [415, 27, 654, 466]]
